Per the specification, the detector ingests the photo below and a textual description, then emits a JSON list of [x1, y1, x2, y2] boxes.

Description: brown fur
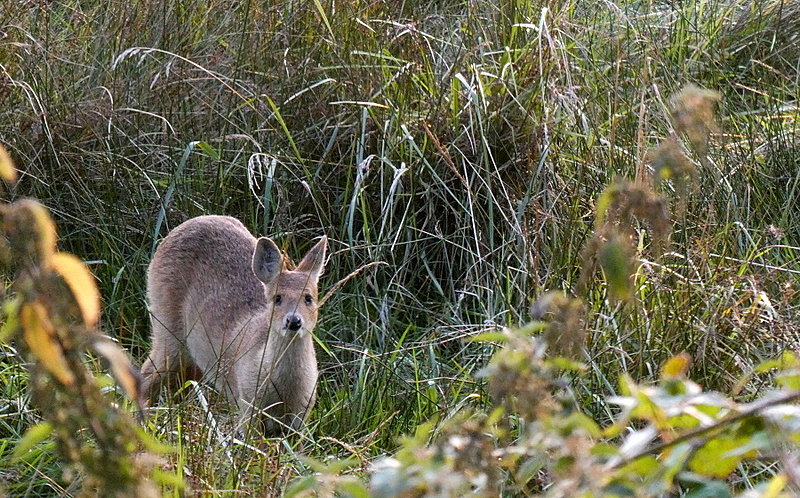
[[139, 215, 327, 434]]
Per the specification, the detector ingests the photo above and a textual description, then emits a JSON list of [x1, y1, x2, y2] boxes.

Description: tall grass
[[1, 0, 799, 494]]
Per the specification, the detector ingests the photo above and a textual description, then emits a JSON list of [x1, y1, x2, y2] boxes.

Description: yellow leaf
[[689, 435, 754, 478], [762, 474, 788, 498], [661, 353, 692, 379], [92, 338, 141, 405], [0, 143, 17, 182], [48, 253, 101, 328], [21, 302, 75, 386]]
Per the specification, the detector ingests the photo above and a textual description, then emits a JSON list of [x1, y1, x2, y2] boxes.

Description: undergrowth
[[1, 0, 799, 495]]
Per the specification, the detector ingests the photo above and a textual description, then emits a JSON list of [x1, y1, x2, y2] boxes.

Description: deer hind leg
[[139, 313, 197, 414]]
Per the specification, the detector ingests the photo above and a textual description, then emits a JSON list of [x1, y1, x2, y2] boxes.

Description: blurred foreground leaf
[[21, 302, 75, 386], [49, 252, 101, 328], [0, 143, 17, 182]]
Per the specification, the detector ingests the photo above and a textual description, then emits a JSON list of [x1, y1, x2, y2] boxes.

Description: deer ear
[[252, 237, 283, 284], [295, 236, 327, 281]]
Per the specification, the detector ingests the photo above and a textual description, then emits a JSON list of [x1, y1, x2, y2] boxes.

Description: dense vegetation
[[1, 0, 799, 495]]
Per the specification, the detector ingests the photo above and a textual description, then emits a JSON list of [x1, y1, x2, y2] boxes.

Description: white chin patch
[[280, 328, 306, 338]]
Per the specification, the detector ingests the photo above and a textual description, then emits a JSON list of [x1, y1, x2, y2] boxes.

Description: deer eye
[[274, 295, 283, 305], [304, 294, 313, 305]]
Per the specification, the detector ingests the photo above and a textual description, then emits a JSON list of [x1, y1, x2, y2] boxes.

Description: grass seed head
[[530, 291, 587, 359], [580, 176, 669, 301], [485, 330, 566, 422], [649, 136, 698, 214], [670, 84, 721, 158], [610, 179, 670, 247]]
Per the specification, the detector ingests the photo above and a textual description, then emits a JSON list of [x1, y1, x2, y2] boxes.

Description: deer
[[138, 215, 327, 435]]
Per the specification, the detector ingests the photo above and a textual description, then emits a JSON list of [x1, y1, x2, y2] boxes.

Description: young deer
[[139, 215, 327, 434]]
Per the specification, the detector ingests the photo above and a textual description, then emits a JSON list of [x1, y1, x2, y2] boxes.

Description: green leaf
[[618, 455, 658, 477], [311, 0, 335, 40], [775, 370, 800, 390], [297, 455, 327, 473], [553, 454, 576, 474], [94, 373, 115, 388], [324, 457, 361, 475], [338, 480, 370, 498], [0, 296, 21, 343], [516, 454, 546, 486], [602, 481, 637, 496], [151, 469, 186, 489], [723, 430, 770, 457], [692, 402, 727, 419], [13, 421, 53, 460], [662, 378, 688, 395], [756, 351, 800, 373], [679, 472, 732, 498], [595, 182, 620, 228], [266, 96, 301, 161], [755, 358, 784, 373], [590, 442, 619, 457], [196, 141, 220, 161], [630, 392, 666, 425], [684, 481, 731, 498], [618, 374, 635, 396], [285, 475, 318, 498], [485, 406, 505, 427], [469, 332, 508, 343], [666, 413, 701, 430], [599, 237, 633, 300], [135, 426, 176, 455], [603, 421, 626, 438], [689, 436, 752, 478], [662, 441, 694, 484], [547, 357, 587, 372], [517, 321, 548, 335], [565, 412, 601, 437]]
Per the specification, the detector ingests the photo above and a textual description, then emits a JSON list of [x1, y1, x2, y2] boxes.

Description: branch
[[614, 389, 800, 468]]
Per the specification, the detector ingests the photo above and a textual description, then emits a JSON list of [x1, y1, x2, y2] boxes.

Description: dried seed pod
[[3, 199, 57, 269], [531, 291, 587, 358], [670, 84, 721, 159]]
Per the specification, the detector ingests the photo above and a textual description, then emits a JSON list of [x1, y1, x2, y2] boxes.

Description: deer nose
[[286, 315, 302, 331]]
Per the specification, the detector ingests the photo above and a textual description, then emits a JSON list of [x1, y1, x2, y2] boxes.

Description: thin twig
[[615, 389, 800, 468]]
